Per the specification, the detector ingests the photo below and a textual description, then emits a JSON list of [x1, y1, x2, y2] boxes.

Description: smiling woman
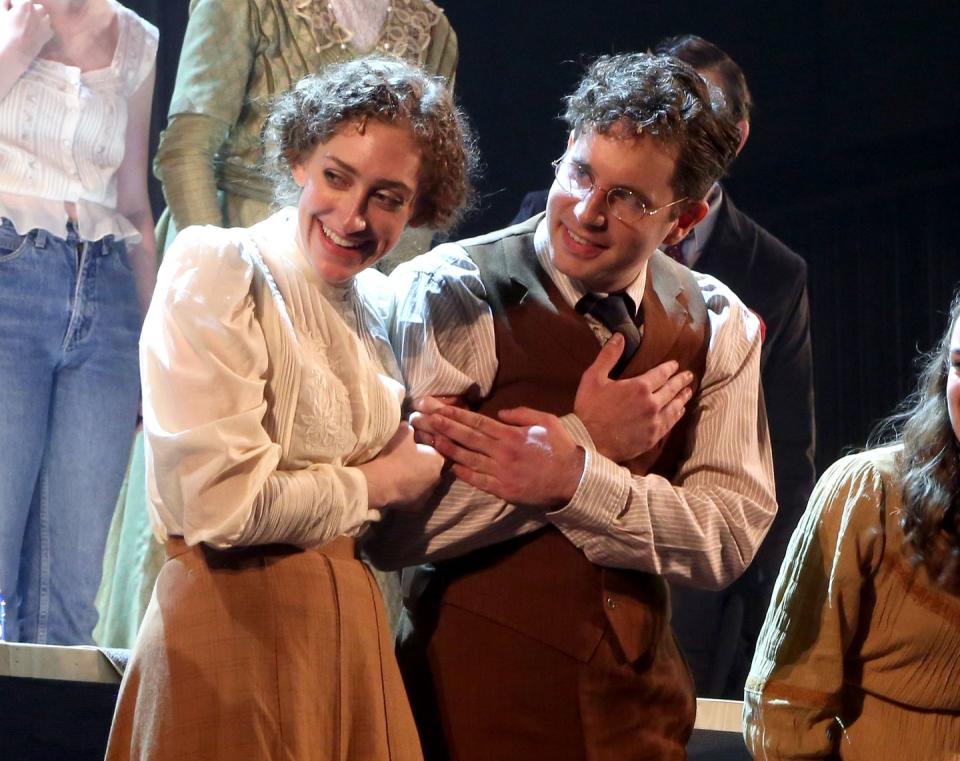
[[103, 57, 475, 761], [290, 122, 422, 283], [96, 0, 462, 651], [260, 59, 474, 288]]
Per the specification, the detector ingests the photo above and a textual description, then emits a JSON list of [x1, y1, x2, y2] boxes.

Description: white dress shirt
[[365, 219, 777, 589]]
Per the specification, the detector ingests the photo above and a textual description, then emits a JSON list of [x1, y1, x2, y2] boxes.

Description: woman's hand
[[0, 1, 52, 66], [358, 421, 445, 511], [0, 0, 51, 99]]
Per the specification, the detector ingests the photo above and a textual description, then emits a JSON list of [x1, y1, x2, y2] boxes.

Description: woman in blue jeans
[[0, 0, 157, 644]]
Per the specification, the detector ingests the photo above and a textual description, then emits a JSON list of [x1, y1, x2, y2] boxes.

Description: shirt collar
[[667, 182, 723, 268], [277, 206, 357, 306]]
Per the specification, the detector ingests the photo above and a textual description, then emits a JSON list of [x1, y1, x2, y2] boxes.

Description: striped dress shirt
[[367, 221, 776, 589]]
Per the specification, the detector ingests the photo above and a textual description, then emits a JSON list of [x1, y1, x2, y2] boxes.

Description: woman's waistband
[[0, 216, 122, 251], [165, 535, 358, 562]]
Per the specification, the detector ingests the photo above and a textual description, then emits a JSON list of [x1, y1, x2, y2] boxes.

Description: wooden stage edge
[[0, 642, 744, 733]]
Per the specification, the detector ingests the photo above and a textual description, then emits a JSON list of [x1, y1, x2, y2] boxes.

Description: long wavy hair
[[878, 291, 960, 588]]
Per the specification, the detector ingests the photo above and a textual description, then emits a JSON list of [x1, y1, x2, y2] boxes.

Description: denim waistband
[[0, 218, 118, 253]]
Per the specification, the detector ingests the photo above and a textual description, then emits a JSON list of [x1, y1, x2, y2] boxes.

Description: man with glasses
[[365, 52, 776, 761], [512, 36, 816, 701]]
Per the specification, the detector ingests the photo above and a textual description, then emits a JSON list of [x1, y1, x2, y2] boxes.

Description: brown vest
[[433, 217, 710, 668]]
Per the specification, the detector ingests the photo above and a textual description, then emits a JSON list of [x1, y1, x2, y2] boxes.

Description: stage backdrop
[[124, 0, 960, 477]]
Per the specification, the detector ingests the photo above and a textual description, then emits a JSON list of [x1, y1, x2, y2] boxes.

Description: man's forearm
[[362, 471, 547, 570]]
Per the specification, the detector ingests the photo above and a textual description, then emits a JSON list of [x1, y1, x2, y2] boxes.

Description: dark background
[[127, 0, 960, 475]]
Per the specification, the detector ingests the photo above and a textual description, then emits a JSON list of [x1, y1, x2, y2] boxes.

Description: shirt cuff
[[559, 413, 594, 449], [337, 466, 376, 537], [547, 429, 631, 541]]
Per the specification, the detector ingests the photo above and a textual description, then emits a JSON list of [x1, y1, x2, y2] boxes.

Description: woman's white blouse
[[0, 3, 158, 242], [141, 209, 404, 548]]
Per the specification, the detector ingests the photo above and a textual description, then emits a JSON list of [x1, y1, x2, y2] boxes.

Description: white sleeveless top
[[0, 3, 158, 242]]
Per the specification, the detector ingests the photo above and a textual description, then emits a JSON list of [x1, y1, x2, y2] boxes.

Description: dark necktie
[[576, 292, 642, 379]]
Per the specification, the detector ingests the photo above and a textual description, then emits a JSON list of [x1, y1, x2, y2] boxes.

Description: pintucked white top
[[141, 209, 403, 548], [0, 3, 158, 242]]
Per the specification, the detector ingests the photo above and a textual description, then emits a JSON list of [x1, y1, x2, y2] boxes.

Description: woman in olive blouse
[[744, 291, 960, 759]]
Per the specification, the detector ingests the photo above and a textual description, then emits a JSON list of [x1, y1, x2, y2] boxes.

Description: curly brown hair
[[884, 290, 960, 588], [264, 56, 477, 230], [562, 52, 740, 203]]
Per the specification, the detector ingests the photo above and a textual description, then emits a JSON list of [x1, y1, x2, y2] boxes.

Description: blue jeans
[[0, 221, 141, 644]]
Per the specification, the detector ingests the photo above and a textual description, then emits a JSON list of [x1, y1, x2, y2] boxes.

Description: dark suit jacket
[[511, 189, 816, 697]]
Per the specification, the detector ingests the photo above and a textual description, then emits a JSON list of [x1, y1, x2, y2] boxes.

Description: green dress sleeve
[[154, 0, 257, 230], [422, 12, 458, 90]]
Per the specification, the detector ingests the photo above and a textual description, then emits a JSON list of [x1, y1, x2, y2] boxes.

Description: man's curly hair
[[264, 56, 477, 230], [563, 53, 740, 202]]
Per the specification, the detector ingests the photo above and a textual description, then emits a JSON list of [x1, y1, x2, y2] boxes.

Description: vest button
[[605, 596, 617, 609]]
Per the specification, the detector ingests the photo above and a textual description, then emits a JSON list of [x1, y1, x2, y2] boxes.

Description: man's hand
[[575, 333, 695, 462], [409, 395, 465, 445], [410, 399, 585, 509]]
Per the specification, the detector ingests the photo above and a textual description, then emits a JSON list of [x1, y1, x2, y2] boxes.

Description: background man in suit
[[367, 52, 776, 760], [514, 35, 816, 698], [654, 34, 815, 698]]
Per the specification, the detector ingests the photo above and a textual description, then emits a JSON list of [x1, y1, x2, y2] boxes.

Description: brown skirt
[[105, 537, 423, 761]]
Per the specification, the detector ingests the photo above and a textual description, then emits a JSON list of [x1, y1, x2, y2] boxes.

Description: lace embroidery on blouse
[[113, 5, 156, 95], [243, 234, 358, 457], [293, 0, 442, 63], [295, 328, 357, 457]]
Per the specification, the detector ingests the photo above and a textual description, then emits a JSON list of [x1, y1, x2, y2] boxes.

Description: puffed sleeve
[[166, 0, 255, 126], [142, 226, 373, 549], [153, 0, 257, 229], [387, 244, 497, 400], [743, 449, 891, 759]]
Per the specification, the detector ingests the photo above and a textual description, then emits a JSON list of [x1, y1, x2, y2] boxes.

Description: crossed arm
[[411, 335, 693, 506]]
